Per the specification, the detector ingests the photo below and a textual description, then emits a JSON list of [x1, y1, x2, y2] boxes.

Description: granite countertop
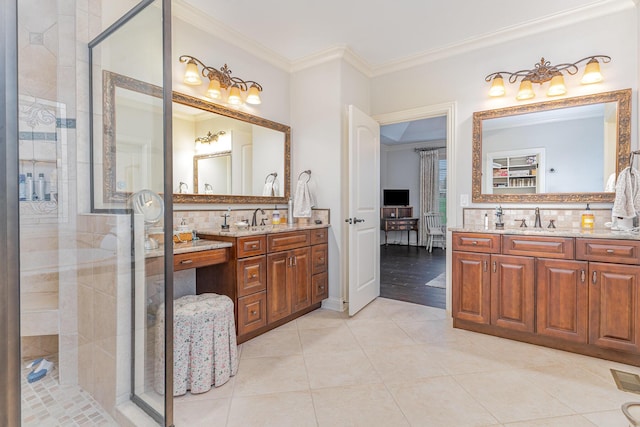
[[449, 226, 640, 240], [197, 222, 330, 238], [145, 239, 233, 258]]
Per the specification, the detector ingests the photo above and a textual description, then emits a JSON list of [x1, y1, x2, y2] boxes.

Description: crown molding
[[172, 0, 291, 72], [173, 0, 633, 79], [290, 45, 373, 77], [372, 0, 635, 76]]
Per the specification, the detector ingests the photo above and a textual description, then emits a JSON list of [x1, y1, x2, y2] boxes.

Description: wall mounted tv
[[383, 189, 410, 206]]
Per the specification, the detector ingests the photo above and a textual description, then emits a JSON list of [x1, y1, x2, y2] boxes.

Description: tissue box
[[173, 232, 193, 243]]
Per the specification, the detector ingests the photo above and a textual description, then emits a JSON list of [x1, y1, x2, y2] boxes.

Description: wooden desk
[[381, 217, 419, 246]]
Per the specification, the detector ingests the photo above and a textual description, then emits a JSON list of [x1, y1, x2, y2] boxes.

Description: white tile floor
[[173, 297, 640, 427]]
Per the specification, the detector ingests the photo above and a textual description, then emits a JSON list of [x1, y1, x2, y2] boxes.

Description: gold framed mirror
[[472, 88, 631, 203], [100, 70, 291, 205]]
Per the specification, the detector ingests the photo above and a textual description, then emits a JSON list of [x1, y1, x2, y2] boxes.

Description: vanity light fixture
[[195, 130, 226, 145], [179, 55, 263, 105], [485, 55, 611, 100]]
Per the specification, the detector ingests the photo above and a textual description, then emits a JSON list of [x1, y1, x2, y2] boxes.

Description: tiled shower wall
[[77, 213, 133, 416]]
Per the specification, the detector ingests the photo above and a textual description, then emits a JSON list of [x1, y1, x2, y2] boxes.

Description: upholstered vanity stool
[[154, 293, 238, 396]]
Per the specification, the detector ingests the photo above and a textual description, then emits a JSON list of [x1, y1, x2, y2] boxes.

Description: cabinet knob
[[250, 310, 257, 315], [250, 244, 258, 249], [472, 241, 478, 245], [319, 286, 324, 290], [180, 259, 193, 265], [592, 271, 597, 285], [318, 257, 325, 262], [250, 274, 257, 279], [606, 249, 614, 253]]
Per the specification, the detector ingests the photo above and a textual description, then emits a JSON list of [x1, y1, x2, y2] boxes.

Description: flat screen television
[[383, 189, 410, 206]]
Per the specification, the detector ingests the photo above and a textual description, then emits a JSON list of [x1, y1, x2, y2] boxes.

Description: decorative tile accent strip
[[29, 32, 43, 45], [56, 118, 76, 128], [19, 131, 57, 141]]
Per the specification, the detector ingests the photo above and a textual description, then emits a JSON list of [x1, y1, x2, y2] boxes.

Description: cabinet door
[[452, 251, 490, 324], [536, 259, 588, 343], [237, 255, 266, 297], [291, 247, 312, 312], [312, 272, 328, 304], [267, 251, 292, 323], [237, 291, 267, 336], [589, 262, 640, 353], [311, 244, 328, 275], [491, 254, 535, 332]]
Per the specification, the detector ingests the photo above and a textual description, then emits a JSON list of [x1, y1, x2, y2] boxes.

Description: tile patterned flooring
[[174, 297, 640, 426], [21, 355, 116, 426]]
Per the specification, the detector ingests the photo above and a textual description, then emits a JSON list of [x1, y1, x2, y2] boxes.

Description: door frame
[[374, 101, 457, 313], [0, 0, 21, 424]]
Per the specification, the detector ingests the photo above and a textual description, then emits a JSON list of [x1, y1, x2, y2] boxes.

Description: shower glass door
[[16, 0, 173, 425]]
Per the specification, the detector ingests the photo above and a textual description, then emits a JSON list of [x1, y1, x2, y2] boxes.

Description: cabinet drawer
[[576, 238, 640, 265], [311, 244, 328, 274], [452, 232, 501, 253], [237, 235, 266, 258], [237, 291, 267, 336], [237, 255, 266, 297], [312, 272, 328, 304], [173, 248, 229, 271], [310, 227, 329, 245], [502, 235, 574, 259], [267, 231, 310, 252]]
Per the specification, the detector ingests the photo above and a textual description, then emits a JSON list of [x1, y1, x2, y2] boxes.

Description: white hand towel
[[293, 180, 316, 217], [612, 167, 640, 218], [262, 181, 273, 196]]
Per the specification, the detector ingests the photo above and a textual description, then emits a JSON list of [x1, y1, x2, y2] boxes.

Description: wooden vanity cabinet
[[197, 227, 329, 343], [452, 231, 640, 367], [451, 237, 534, 332]]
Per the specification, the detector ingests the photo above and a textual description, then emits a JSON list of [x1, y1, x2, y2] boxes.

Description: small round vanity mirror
[[131, 189, 164, 250]]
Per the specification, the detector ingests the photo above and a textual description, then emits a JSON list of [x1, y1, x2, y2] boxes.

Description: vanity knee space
[[452, 231, 640, 366]]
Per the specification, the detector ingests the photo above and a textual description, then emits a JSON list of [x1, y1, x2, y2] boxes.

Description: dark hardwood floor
[[380, 244, 446, 309]]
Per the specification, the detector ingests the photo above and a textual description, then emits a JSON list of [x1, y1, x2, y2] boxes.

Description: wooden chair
[[424, 212, 446, 252]]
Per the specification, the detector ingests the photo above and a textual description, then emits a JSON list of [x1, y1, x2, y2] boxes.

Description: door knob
[[345, 218, 353, 224], [353, 218, 365, 223]]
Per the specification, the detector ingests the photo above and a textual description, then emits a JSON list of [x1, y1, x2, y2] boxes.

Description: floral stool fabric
[[154, 293, 238, 396]]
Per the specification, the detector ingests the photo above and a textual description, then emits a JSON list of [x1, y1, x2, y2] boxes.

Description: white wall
[[370, 8, 638, 226], [290, 58, 370, 309], [172, 18, 291, 126]]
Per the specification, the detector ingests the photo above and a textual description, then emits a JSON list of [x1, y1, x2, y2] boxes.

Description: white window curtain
[[418, 149, 440, 246]]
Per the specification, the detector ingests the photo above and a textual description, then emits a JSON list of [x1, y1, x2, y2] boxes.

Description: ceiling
[[181, 0, 626, 71], [179, 0, 630, 146]]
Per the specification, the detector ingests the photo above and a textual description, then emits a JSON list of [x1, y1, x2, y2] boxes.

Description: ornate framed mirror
[[472, 89, 631, 203], [98, 70, 290, 205]]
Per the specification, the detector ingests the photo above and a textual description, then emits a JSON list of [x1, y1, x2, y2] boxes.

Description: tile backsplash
[[173, 208, 330, 232], [463, 207, 612, 230]]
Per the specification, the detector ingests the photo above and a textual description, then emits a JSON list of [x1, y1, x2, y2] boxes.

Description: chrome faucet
[[534, 207, 542, 228], [251, 208, 265, 227]]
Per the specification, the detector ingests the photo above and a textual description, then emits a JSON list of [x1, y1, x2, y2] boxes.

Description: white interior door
[[348, 105, 380, 316]]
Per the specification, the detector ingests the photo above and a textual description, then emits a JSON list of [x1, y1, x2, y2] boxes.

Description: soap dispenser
[[581, 203, 595, 229], [272, 205, 280, 225]]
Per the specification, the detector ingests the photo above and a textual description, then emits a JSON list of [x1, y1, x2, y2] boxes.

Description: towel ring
[[265, 172, 277, 184], [298, 170, 311, 183]]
